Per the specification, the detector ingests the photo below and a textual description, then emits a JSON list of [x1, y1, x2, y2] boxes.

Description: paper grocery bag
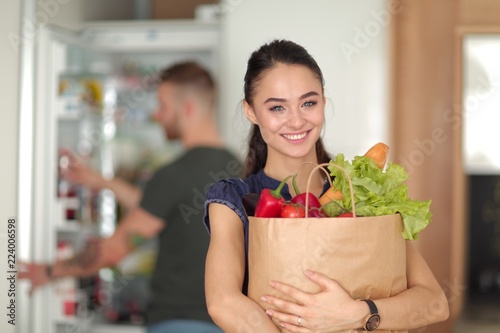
[[248, 214, 408, 333]]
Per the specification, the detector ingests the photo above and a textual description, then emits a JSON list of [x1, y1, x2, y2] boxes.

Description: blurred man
[[20, 62, 241, 333]]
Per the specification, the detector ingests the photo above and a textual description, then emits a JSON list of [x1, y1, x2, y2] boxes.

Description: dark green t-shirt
[[140, 147, 242, 325]]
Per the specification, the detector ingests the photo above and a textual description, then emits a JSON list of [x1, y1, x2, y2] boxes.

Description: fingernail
[[261, 296, 268, 302], [304, 270, 313, 276], [269, 281, 276, 287], [266, 309, 274, 316]]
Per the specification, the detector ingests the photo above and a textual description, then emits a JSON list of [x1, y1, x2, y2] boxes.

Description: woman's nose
[[287, 109, 306, 128]]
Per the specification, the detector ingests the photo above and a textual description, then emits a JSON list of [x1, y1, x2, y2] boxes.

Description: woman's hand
[[261, 270, 367, 332]]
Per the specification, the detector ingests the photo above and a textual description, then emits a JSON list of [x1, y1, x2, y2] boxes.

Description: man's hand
[[62, 152, 105, 190], [18, 238, 105, 296], [60, 149, 142, 210], [18, 262, 51, 296]]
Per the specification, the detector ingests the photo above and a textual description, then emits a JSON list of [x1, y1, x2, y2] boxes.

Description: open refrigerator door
[[32, 20, 220, 333]]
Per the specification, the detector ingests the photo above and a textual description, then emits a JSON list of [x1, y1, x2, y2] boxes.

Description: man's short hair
[[159, 61, 215, 93]]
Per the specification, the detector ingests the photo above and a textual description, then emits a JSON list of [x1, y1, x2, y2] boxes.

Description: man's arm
[[19, 207, 164, 294], [63, 154, 142, 210], [95, 177, 142, 211]]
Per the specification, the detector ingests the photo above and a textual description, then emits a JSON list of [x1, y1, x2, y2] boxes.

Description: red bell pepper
[[254, 176, 291, 217], [290, 175, 327, 217]]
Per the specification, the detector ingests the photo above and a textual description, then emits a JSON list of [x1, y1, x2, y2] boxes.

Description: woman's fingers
[[268, 270, 341, 303], [263, 271, 342, 313], [262, 271, 356, 332], [265, 309, 309, 332], [260, 282, 311, 330], [261, 293, 303, 316], [304, 269, 341, 291]]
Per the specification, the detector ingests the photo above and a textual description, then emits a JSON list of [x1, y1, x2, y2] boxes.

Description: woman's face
[[245, 64, 325, 160]]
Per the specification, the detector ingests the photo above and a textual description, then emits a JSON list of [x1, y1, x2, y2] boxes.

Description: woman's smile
[[281, 130, 311, 143]]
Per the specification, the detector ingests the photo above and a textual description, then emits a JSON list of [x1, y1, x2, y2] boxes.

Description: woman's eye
[[270, 105, 284, 111], [303, 100, 318, 107]]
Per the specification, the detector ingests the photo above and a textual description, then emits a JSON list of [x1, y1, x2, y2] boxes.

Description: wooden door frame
[[452, 25, 500, 318]]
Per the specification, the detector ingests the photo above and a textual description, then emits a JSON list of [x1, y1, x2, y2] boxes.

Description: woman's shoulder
[[204, 174, 263, 234], [207, 173, 262, 202]]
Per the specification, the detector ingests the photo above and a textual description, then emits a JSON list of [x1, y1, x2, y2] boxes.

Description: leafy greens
[[322, 154, 432, 240]]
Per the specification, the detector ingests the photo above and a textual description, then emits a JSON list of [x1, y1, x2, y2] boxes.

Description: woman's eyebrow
[[264, 97, 285, 104], [264, 91, 319, 104], [300, 91, 320, 99]]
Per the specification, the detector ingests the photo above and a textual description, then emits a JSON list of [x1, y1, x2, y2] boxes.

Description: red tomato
[[280, 204, 306, 218], [338, 212, 354, 217]]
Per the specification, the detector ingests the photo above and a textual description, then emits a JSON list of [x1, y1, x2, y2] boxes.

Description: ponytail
[[316, 138, 332, 165], [244, 125, 267, 178]]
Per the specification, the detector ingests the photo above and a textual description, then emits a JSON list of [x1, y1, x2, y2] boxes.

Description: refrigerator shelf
[[57, 112, 82, 121], [56, 222, 83, 233]]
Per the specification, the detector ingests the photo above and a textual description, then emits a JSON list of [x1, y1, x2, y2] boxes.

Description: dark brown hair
[[159, 61, 216, 104], [243, 40, 331, 177]]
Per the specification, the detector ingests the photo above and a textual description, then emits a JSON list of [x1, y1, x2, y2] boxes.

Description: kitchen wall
[[36, 0, 84, 31], [218, 0, 390, 160]]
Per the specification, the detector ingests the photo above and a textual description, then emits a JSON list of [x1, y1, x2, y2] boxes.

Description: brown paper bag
[[248, 213, 408, 333]]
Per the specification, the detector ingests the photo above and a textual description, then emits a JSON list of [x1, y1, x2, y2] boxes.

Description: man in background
[[20, 61, 241, 333]]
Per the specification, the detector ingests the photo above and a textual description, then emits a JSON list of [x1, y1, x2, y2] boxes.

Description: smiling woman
[[203, 39, 449, 332], [243, 63, 325, 169], [241, 40, 331, 181]]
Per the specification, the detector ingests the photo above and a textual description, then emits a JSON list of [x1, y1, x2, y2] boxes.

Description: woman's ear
[[243, 100, 258, 125]]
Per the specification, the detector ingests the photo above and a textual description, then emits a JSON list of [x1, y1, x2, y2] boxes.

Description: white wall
[[218, 0, 390, 160], [36, 0, 84, 31], [0, 1, 21, 333]]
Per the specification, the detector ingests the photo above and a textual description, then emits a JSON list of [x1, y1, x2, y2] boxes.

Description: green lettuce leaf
[[326, 154, 432, 240]]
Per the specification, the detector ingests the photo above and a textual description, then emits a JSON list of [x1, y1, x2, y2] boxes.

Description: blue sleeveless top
[[203, 169, 329, 293]]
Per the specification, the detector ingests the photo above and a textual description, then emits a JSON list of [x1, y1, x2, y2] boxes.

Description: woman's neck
[[263, 151, 326, 197]]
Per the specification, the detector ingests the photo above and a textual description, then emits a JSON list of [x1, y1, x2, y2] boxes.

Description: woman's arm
[[262, 241, 449, 332], [374, 241, 450, 329], [205, 203, 281, 332]]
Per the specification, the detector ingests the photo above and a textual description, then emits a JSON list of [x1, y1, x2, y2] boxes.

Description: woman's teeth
[[282, 132, 307, 141]]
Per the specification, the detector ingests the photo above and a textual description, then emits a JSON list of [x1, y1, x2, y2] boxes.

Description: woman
[[203, 39, 449, 332]]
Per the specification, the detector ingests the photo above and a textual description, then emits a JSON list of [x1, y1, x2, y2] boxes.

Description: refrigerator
[[27, 19, 220, 333]]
